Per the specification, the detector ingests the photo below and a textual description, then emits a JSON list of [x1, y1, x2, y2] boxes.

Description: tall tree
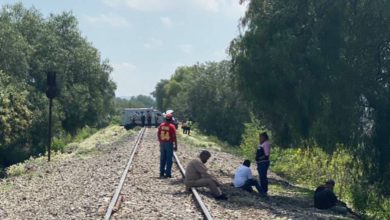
[[0, 3, 116, 165], [153, 61, 250, 145], [230, 0, 390, 193]]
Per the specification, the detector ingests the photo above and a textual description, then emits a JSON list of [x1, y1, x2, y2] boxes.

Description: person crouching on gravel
[[184, 150, 227, 200], [157, 113, 177, 179], [233, 160, 262, 194], [314, 179, 348, 214]]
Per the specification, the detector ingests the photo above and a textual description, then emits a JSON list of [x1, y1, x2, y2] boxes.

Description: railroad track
[[104, 127, 146, 220], [173, 152, 213, 220], [103, 127, 213, 220]]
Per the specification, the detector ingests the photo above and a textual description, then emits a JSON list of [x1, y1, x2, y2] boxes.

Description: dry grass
[[6, 125, 132, 177]]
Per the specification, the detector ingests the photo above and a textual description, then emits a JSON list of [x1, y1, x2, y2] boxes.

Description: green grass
[[6, 164, 26, 177], [6, 125, 132, 177], [0, 183, 14, 192], [178, 129, 241, 155]]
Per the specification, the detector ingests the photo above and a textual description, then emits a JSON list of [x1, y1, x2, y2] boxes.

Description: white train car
[[121, 108, 163, 127]]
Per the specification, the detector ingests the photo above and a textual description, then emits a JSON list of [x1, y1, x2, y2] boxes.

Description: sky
[[2, 0, 247, 97]]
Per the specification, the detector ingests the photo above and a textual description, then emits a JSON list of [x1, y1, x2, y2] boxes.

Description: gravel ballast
[[0, 126, 358, 219], [0, 126, 138, 220]]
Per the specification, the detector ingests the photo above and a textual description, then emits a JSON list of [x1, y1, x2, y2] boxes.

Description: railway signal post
[[46, 71, 57, 162]]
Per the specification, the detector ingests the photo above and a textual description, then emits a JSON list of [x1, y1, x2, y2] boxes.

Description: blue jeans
[[241, 179, 262, 193], [257, 160, 270, 194], [160, 142, 173, 176]]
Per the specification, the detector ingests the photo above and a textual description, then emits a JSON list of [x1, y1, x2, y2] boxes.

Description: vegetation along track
[[105, 127, 208, 220]]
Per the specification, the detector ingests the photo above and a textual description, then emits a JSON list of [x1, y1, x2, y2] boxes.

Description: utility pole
[[46, 71, 57, 162]]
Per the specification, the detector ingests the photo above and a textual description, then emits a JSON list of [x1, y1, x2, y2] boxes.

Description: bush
[[240, 121, 389, 219], [52, 127, 97, 152], [240, 118, 269, 160], [6, 163, 26, 177]]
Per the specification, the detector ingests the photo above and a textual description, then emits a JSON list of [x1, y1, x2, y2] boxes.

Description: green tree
[[0, 3, 116, 166], [230, 0, 390, 214], [0, 71, 32, 147], [153, 61, 249, 145]]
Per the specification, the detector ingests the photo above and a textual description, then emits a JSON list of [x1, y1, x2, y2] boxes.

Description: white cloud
[[102, 0, 246, 17], [84, 13, 129, 27], [178, 44, 193, 54], [112, 62, 137, 73], [144, 38, 163, 49], [193, 0, 220, 12], [160, 16, 173, 28], [191, 0, 247, 17], [103, 0, 173, 11]]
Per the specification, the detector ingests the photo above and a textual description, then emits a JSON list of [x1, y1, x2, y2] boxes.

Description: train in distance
[[121, 108, 162, 129]]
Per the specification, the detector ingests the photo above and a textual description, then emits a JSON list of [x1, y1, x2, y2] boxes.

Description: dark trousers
[[257, 160, 270, 194], [160, 142, 173, 176], [241, 179, 262, 193]]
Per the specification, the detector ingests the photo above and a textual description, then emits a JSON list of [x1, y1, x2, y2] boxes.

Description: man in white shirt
[[233, 160, 262, 194]]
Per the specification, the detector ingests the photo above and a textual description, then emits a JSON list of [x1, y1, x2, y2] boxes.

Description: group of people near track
[[156, 112, 348, 211]]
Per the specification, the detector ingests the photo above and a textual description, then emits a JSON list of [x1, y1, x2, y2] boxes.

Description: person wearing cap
[[157, 113, 177, 178], [314, 179, 348, 213], [184, 150, 227, 200]]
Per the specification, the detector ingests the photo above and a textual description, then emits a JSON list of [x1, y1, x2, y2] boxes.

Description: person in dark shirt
[[141, 112, 146, 127], [147, 111, 152, 127], [314, 179, 347, 214]]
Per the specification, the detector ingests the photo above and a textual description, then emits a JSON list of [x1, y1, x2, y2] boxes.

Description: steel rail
[[173, 152, 213, 220], [104, 127, 146, 220]]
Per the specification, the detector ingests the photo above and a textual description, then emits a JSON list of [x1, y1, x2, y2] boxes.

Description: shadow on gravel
[[168, 178, 184, 185], [214, 179, 358, 219]]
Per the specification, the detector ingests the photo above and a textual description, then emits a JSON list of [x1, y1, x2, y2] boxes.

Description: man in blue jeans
[[256, 132, 271, 197], [157, 113, 177, 178], [233, 160, 262, 194]]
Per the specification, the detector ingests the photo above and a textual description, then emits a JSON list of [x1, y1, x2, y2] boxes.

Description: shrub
[[6, 163, 26, 177]]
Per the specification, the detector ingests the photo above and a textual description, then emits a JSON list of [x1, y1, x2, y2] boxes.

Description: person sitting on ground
[[184, 150, 227, 200], [314, 179, 348, 214], [233, 160, 262, 194]]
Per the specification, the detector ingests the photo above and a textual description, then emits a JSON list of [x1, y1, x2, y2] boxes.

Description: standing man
[[256, 132, 271, 197], [186, 119, 193, 135], [154, 114, 159, 128], [157, 113, 177, 178], [147, 111, 152, 127], [141, 112, 146, 127]]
